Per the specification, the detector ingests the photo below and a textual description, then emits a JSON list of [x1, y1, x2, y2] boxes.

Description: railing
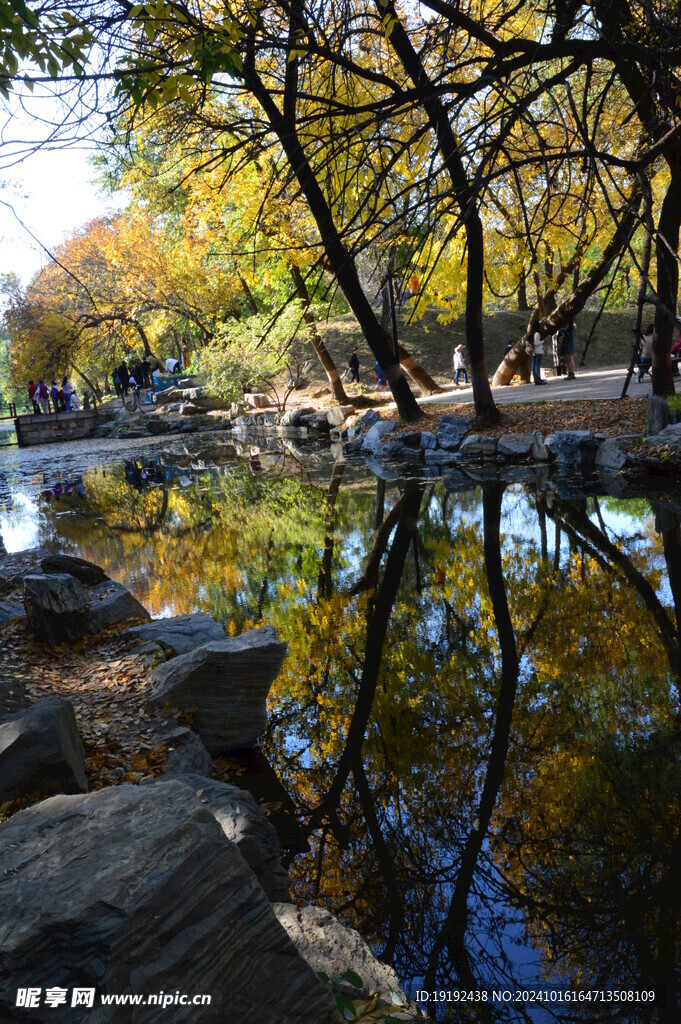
[[0, 402, 17, 421]]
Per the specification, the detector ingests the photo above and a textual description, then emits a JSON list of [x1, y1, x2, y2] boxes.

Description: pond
[[1, 432, 680, 1022]]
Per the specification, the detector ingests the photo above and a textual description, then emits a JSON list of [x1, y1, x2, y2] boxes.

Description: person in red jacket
[[27, 381, 40, 414]]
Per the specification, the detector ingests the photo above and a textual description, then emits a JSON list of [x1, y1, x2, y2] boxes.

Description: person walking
[[637, 324, 654, 382], [453, 344, 468, 385], [118, 361, 130, 397], [50, 380, 60, 410], [37, 380, 50, 414], [112, 367, 122, 397], [28, 381, 41, 414], [348, 346, 360, 383], [563, 322, 577, 379], [62, 376, 74, 411], [531, 330, 546, 385]]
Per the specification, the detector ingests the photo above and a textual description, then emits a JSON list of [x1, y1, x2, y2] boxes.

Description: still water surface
[[1, 433, 680, 1022]]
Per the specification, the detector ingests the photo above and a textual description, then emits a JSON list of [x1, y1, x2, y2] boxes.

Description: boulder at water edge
[[86, 581, 150, 631], [125, 612, 226, 657], [40, 554, 110, 586], [273, 904, 414, 1013], [0, 696, 88, 803], [23, 573, 93, 646], [150, 626, 287, 753], [151, 774, 291, 901], [0, 782, 340, 1024]]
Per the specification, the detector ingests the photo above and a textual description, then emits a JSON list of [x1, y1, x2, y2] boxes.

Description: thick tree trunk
[[380, 5, 497, 421], [517, 269, 530, 311], [289, 265, 350, 404], [653, 179, 680, 396]]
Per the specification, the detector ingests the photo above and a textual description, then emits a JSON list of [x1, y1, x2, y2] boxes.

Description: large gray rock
[[355, 410, 380, 432], [0, 782, 339, 1023], [273, 904, 412, 1012], [0, 696, 88, 802], [155, 723, 213, 776], [87, 580, 150, 631], [595, 438, 628, 471], [23, 573, 93, 646], [40, 554, 109, 586], [551, 430, 600, 466], [326, 405, 353, 427], [362, 420, 398, 453], [125, 613, 226, 657], [151, 626, 287, 754], [459, 434, 498, 458], [153, 774, 291, 902], [436, 415, 471, 451], [649, 422, 681, 450], [497, 433, 538, 458]]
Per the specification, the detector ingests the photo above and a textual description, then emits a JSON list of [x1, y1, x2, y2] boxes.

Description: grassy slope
[[316, 307, 639, 388]]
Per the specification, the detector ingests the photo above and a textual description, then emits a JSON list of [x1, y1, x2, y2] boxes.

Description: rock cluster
[[1, 550, 418, 1021], [22, 559, 149, 648], [150, 626, 287, 754]]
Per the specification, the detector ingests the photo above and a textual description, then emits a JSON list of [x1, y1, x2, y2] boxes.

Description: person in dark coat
[[348, 346, 360, 383], [118, 362, 129, 396]]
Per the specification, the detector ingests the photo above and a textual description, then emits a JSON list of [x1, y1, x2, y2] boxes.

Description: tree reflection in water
[[34, 454, 681, 1021]]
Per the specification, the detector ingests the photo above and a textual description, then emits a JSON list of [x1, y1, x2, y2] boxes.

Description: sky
[[0, 147, 121, 286], [0, 92, 123, 288]]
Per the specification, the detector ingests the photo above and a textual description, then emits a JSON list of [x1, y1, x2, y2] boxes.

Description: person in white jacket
[[453, 344, 468, 385], [532, 330, 546, 385]]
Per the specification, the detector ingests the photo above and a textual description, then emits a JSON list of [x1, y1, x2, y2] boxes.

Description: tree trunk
[[73, 365, 102, 400], [492, 189, 642, 386], [380, 5, 497, 421], [653, 178, 680, 396], [239, 275, 259, 315], [517, 269, 529, 311], [289, 264, 350, 404], [424, 484, 519, 996], [243, 50, 422, 422]]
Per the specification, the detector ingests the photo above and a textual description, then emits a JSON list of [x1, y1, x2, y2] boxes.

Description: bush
[[199, 305, 311, 409]]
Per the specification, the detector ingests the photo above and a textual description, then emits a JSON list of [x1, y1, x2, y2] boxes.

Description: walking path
[[412, 366, 653, 408]]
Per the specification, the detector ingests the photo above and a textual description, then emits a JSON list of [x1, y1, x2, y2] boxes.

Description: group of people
[[112, 358, 155, 397], [27, 377, 81, 415], [112, 355, 183, 398], [529, 323, 577, 385]]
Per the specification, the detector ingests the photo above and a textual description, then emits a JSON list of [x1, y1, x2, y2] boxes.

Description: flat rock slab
[[649, 422, 681, 449], [497, 433, 540, 458], [40, 555, 109, 586], [151, 626, 287, 754], [0, 782, 339, 1023], [87, 581, 150, 631], [23, 574, 92, 647], [152, 774, 291, 902], [0, 696, 88, 803], [273, 904, 412, 1013], [125, 613, 226, 657], [459, 434, 498, 458]]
